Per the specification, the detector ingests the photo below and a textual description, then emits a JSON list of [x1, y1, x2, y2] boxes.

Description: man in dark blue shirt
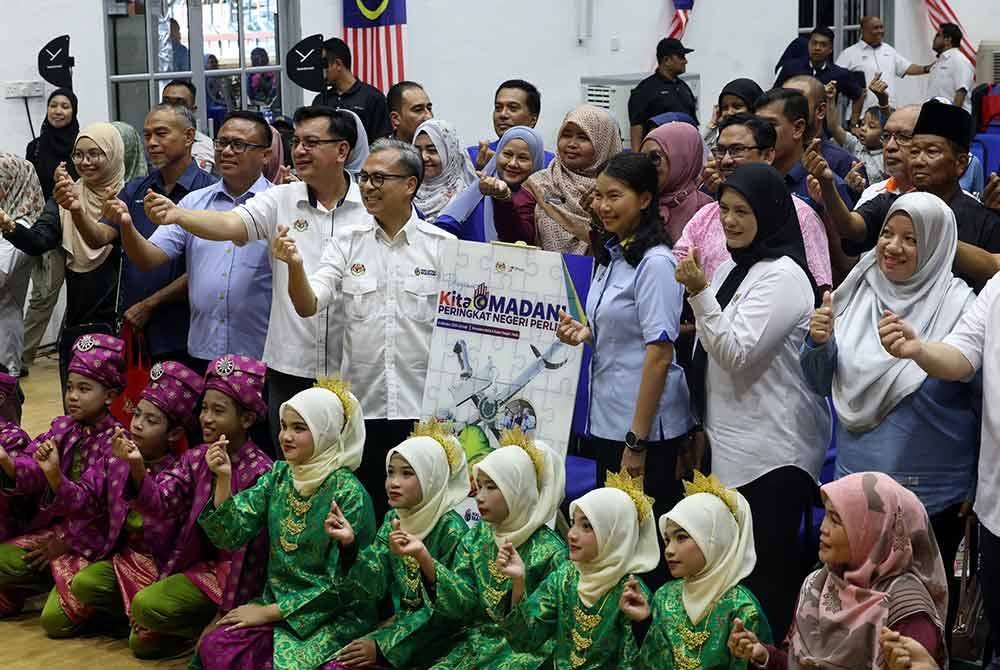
[[775, 27, 866, 123], [67, 104, 216, 363], [781, 74, 863, 184]]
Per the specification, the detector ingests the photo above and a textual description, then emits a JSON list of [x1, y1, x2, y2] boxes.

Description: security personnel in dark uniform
[[628, 37, 698, 149]]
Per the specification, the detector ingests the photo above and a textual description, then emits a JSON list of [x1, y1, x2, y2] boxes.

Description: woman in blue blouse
[[800, 191, 979, 584], [557, 151, 693, 549], [434, 126, 545, 243]]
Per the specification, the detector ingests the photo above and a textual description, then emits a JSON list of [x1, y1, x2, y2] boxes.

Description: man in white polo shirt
[[142, 106, 367, 455], [879, 274, 1000, 666], [273, 138, 456, 521], [836, 16, 932, 120], [927, 22, 975, 113]]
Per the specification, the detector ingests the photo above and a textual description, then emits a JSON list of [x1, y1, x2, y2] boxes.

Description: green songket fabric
[[429, 521, 568, 669], [637, 580, 772, 670], [340, 509, 468, 669], [198, 463, 377, 670], [501, 560, 651, 670]]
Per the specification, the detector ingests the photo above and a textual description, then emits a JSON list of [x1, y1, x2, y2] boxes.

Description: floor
[[4, 353, 187, 669]]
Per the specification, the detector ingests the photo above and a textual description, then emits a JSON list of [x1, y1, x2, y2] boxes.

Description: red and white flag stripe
[[925, 0, 977, 67], [343, 23, 407, 93], [667, 10, 690, 40]]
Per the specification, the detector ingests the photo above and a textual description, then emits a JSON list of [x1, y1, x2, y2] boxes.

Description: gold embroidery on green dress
[[569, 591, 611, 669], [280, 489, 314, 552]]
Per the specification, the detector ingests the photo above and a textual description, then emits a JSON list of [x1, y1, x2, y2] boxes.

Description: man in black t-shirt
[[627, 37, 698, 149], [311, 37, 392, 140], [807, 100, 1000, 290]]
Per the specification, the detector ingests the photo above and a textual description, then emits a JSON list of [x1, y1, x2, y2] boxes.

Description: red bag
[[110, 323, 151, 427]]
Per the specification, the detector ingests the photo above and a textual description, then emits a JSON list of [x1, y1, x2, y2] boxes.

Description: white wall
[[0, 0, 107, 157], [893, 0, 1000, 106], [299, 0, 798, 149]]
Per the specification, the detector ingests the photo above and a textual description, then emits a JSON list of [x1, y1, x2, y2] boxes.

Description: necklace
[[279, 489, 314, 552], [400, 555, 424, 610], [484, 544, 511, 616], [569, 589, 614, 669], [672, 598, 720, 670]]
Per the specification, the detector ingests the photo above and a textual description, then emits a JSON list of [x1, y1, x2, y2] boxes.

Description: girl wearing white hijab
[[495, 471, 660, 669], [412, 119, 477, 223], [620, 471, 772, 669], [409, 428, 569, 668], [326, 421, 470, 669], [799, 191, 978, 583]]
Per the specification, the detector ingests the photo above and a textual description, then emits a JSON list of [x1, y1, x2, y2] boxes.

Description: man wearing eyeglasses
[[808, 100, 1000, 291], [136, 106, 368, 456], [272, 139, 456, 523], [675, 113, 832, 290], [98, 111, 274, 377]]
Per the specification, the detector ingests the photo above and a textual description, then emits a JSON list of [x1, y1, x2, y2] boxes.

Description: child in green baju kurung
[[496, 471, 662, 670], [195, 381, 378, 670], [412, 428, 569, 669], [325, 421, 471, 669], [619, 471, 772, 670]]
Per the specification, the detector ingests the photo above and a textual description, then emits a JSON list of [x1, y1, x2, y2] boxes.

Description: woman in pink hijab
[[639, 122, 714, 242]]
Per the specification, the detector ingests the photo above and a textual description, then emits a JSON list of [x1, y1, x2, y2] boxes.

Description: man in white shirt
[[927, 23, 975, 113], [879, 275, 1000, 665], [836, 16, 931, 120], [162, 79, 217, 174], [274, 138, 456, 520], [142, 106, 369, 455]]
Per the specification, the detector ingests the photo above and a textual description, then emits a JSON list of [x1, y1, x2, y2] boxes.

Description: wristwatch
[[625, 431, 648, 452]]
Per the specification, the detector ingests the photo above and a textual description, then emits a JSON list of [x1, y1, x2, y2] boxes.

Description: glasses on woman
[[214, 138, 268, 154], [880, 131, 914, 147], [71, 150, 106, 163], [290, 136, 346, 151], [710, 144, 760, 160], [357, 171, 411, 189]]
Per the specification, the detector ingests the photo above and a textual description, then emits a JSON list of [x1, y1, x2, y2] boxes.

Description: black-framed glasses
[[880, 131, 914, 147], [710, 144, 760, 160], [214, 138, 268, 154], [357, 171, 412, 188], [291, 136, 347, 151]]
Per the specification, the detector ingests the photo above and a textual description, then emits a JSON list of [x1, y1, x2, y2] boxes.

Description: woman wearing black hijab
[[20, 88, 78, 376], [675, 163, 830, 641]]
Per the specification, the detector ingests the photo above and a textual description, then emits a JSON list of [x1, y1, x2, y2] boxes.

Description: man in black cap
[[312, 37, 392, 139], [807, 100, 1000, 290], [627, 37, 698, 149]]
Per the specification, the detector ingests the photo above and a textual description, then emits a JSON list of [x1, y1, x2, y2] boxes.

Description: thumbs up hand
[[809, 290, 835, 345]]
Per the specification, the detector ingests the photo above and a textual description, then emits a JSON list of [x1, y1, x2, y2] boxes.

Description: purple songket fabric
[[67, 333, 126, 391]]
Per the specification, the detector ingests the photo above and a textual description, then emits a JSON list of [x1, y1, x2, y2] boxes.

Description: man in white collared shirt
[[927, 23, 975, 113], [836, 16, 931, 117], [141, 107, 369, 455], [275, 138, 455, 520]]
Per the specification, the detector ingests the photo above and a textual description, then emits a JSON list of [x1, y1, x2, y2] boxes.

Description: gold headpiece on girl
[[498, 426, 545, 484], [606, 468, 655, 523], [314, 377, 355, 420], [410, 420, 464, 474], [683, 470, 739, 518]]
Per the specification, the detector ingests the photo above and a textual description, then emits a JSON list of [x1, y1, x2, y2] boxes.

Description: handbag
[[951, 515, 990, 663], [109, 322, 150, 426]]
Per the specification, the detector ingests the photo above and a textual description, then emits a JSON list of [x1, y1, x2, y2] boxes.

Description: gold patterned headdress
[[606, 469, 655, 523], [683, 470, 739, 518], [498, 426, 545, 485], [313, 377, 355, 418], [409, 420, 464, 474]]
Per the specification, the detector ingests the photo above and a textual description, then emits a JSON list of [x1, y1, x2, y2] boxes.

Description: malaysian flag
[[925, 0, 976, 66], [667, 0, 694, 40], [342, 0, 407, 93]]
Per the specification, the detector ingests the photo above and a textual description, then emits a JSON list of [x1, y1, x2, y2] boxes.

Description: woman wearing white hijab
[[620, 471, 772, 669], [495, 472, 660, 669], [326, 421, 470, 670], [800, 191, 978, 588], [413, 428, 568, 668], [412, 119, 477, 223], [196, 379, 380, 670], [338, 108, 370, 177]]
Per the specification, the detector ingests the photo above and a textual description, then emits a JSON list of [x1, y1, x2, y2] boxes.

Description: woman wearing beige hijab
[[1, 123, 124, 385]]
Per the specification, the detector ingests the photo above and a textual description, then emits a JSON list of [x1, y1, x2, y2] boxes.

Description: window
[[798, 0, 886, 54], [106, 0, 299, 138]]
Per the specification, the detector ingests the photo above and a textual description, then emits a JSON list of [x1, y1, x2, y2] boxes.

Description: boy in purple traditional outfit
[[121, 355, 273, 659], [30, 361, 203, 647], [0, 334, 124, 628]]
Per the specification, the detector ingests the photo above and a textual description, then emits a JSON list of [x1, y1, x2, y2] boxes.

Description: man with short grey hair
[[273, 137, 456, 523]]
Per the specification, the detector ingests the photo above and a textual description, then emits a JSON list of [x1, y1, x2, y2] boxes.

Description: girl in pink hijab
[[639, 122, 714, 242]]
